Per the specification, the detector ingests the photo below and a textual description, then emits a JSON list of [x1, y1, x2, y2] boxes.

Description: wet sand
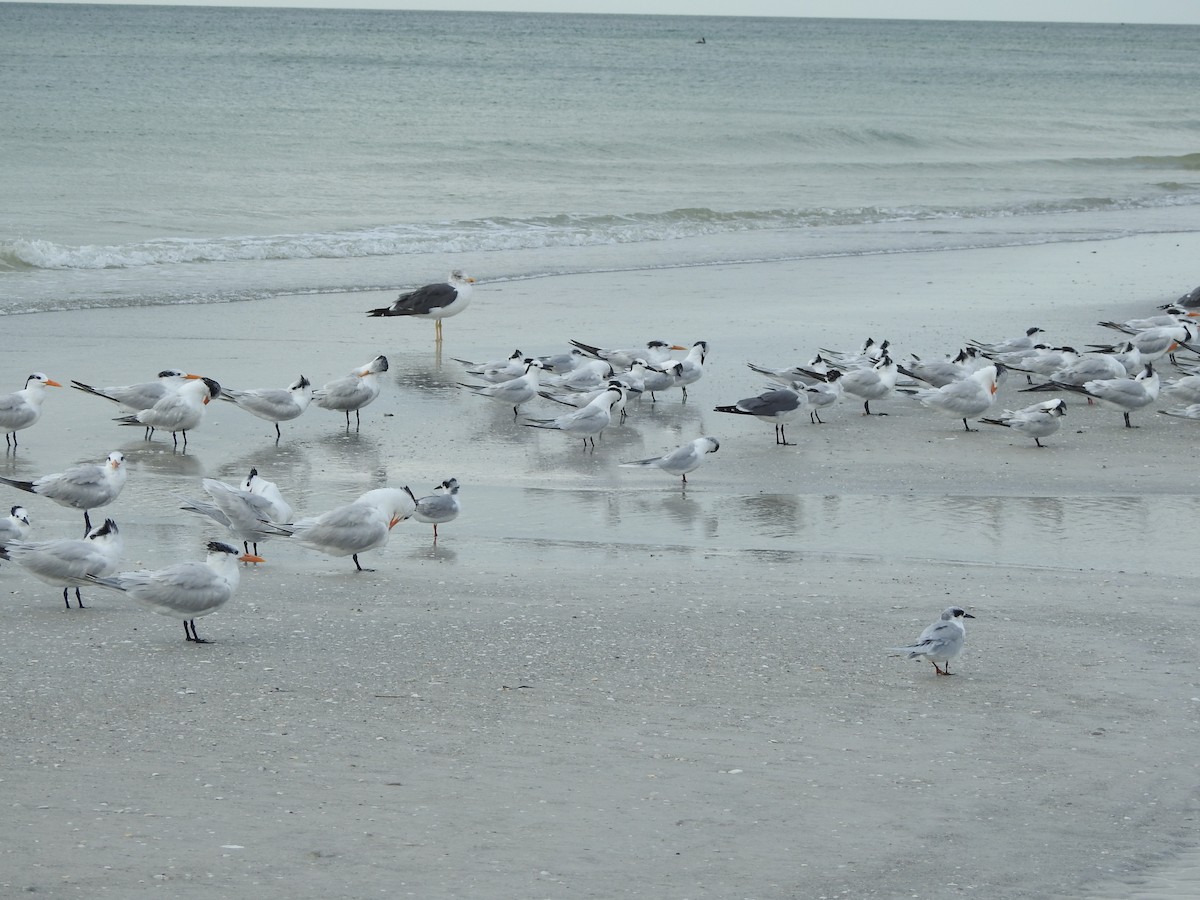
[[3, 233, 1200, 898]]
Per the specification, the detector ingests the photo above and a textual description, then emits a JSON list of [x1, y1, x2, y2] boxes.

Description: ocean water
[[1, 3, 1199, 314]]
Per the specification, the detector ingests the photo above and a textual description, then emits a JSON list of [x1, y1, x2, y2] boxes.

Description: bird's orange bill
[[44, 379, 63, 387], [388, 515, 403, 529], [239, 553, 266, 564]]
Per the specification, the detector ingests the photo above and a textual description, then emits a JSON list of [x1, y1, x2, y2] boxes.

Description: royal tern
[[180, 477, 292, 557], [522, 384, 624, 449], [1087, 322, 1198, 364], [979, 398, 1067, 447], [86, 540, 261, 642], [714, 386, 806, 445], [313, 355, 388, 430], [890, 606, 975, 676], [619, 436, 719, 484], [968, 326, 1044, 355], [0, 518, 122, 609], [406, 478, 461, 540], [1, 373, 62, 448], [906, 363, 1003, 432], [0, 505, 32, 548], [219, 375, 312, 441], [0, 450, 127, 535], [366, 270, 475, 341], [568, 339, 686, 370], [460, 358, 545, 415], [242, 468, 292, 523], [284, 487, 416, 571], [1024, 362, 1159, 427], [1099, 308, 1200, 333], [71, 368, 201, 437], [114, 376, 221, 449]]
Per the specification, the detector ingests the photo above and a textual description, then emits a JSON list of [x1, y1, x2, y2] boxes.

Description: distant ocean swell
[[5, 191, 1199, 274]]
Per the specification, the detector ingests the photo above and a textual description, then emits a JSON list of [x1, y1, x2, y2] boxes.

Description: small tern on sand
[[620, 436, 719, 484], [283, 487, 416, 572], [220, 375, 312, 441], [979, 398, 1067, 447], [0, 505, 32, 548], [114, 376, 221, 449], [0, 451, 127, 536], [1, 373, 62, 448], [366, 270, 475, 341], [890, 606, 975, 676], [406, 478, 462, 540], [522, 384, 624, 449], [71, 368, 201, 437], [1024, 362, 1159, 428], [180, 477, 293, 557], [0, 518, 123, 609], [86, 540, 261, 642], [313, 355, 388, 430], [568, 339, 686, 370], [460, 358, 545, 415]]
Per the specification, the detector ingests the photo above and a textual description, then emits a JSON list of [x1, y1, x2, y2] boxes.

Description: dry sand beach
[[3, 233, 1200, 898]]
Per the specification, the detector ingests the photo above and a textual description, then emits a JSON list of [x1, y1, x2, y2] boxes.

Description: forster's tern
[[714, 386, 806, 445], [219, 375, 312, 441], [284, 487, 416, 571], [366, 270, 475, 341], [522, 384, 624, 448], [0, 518, 122, 609], [1024, 362, 1160, 427], [313, 355, 388, 430], [86, 540, 261, 642], [180, 477, 292, 557], [1, 373, 62, 448], [907, 363, 1003, 431], [890, 606, 975, 676], [0, 451, 127, 535], [0, 505, 32, 548], [568, 339, 685, 370], [619, 436, 719, 484], [406, 478, 462, 540], [979, 398, 1067, 447], [114, 376, 221, 449], [460, 358, 545, 415]]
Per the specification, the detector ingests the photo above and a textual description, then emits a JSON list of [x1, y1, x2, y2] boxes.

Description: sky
[[27, 0, 1200, 24]]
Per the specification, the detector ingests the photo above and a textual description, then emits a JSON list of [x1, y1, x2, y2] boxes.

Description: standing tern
[[800, 355, 898, 416], [0, 518, 123, 609], [219, 375, 312, 441], [70, 368, 201, 437], [619, 436, 719, 484], [521, 384, 624, 449], [284, 487, 416, 572], [890, 606, 975, 676], [676, 341, 708, 399], [460, 358, 545, 415], [313, 355, 388, 430], [906, 363, 1003, 432], [86, 540, 262, 642], [0, 450, 127, 535], [979, 398, 1067, 447], [242, 468, 292, 523], [114, 376, 221, 449], [714, 386, 806, 445], [1024, 362, 1160, 427], [0, 505, 32, 548], [1, 373, 62, 448], [366, 270, 475, 342], [406, 478, 462, 540], [180, 477, 293, 557]]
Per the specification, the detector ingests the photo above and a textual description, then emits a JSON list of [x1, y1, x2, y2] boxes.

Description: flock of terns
[[4, 268, 1200, 667]]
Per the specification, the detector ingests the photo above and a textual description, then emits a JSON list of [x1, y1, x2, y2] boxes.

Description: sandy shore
[[3, 233, 1200, 898]]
